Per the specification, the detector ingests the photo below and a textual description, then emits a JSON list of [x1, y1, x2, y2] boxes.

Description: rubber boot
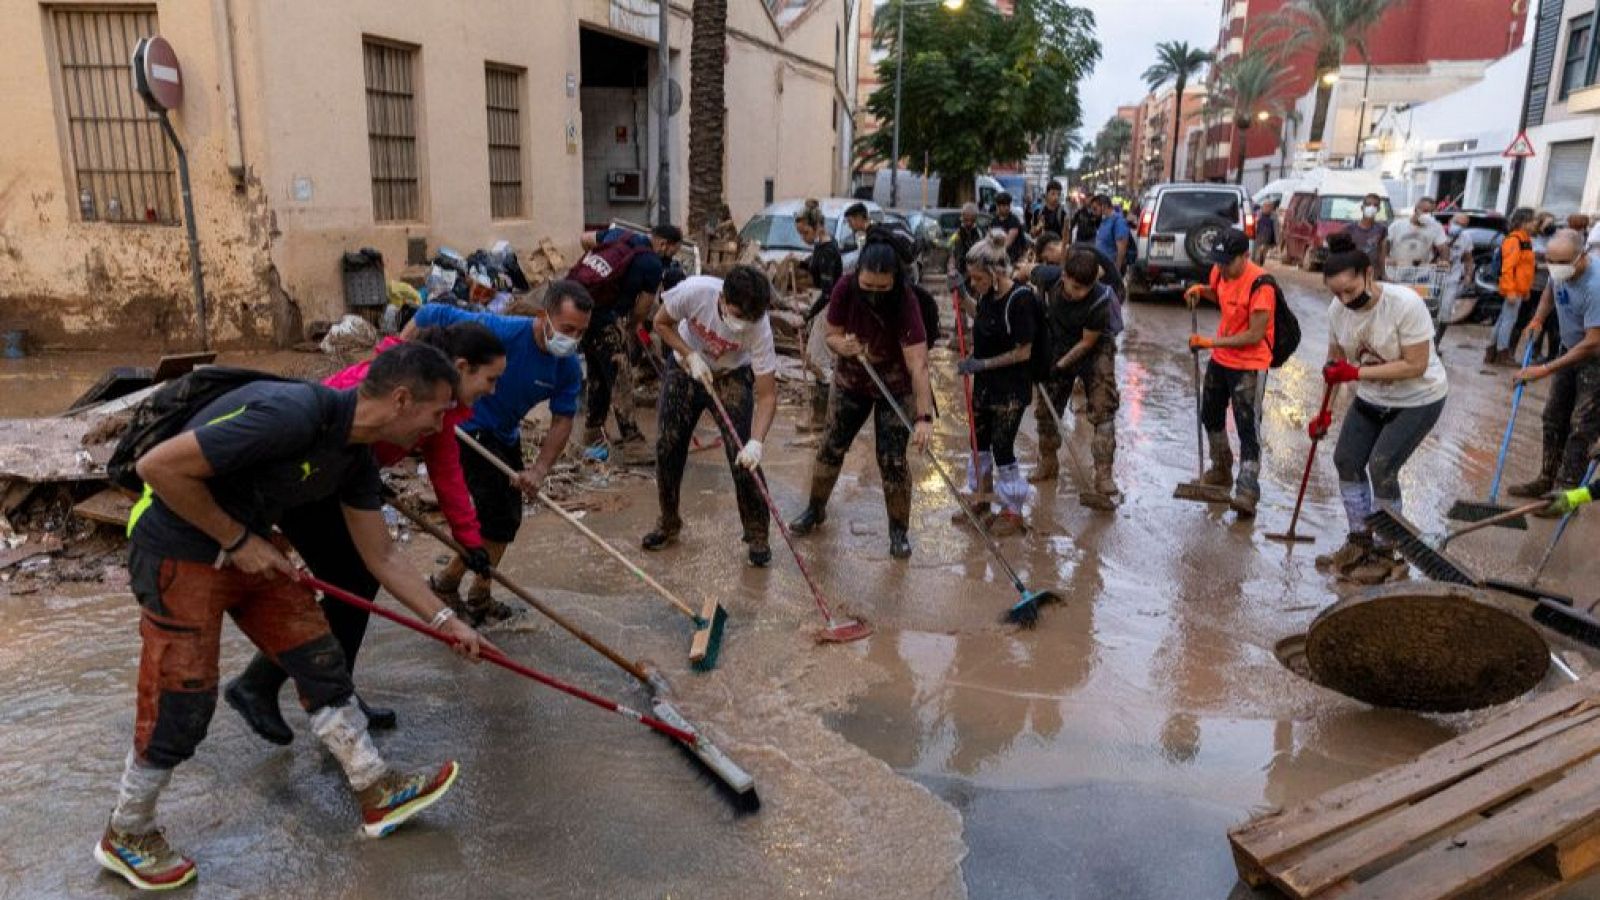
[[1081, 422, 1118, 511], [357, 694, 397, 732], [641, 517, 681, 551], [1029, 452, 1060, 484], [888, 522, 912, 559], [616, 432, 655, 466], [790, 462, 841, 535], [1231, 460, 1261, 518], [225, 657, 293, 746], [1510, 444, 1562, 498], [1202, 432, 1234, 489], [1316, 532, 1374, 573]]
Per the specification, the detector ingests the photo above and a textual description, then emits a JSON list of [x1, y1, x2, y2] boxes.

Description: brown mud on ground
[[5, 271, 1600, 897]]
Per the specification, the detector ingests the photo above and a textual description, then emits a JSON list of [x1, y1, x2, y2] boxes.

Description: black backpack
[[106, 367, 301, 493], [1208, 268, 1301, 369], [911, 283, 943, 349], [999, 284, 1052, 383]]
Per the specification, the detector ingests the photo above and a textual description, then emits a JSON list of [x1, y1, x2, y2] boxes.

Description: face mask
[[1544, 225, 1559, 238], [544, 318, 579, 357], [1549, 263, 1578, 284], [1447, 224, 1461, 236], [1362, 206, 1380, 219], [719, 304, 752, 335]]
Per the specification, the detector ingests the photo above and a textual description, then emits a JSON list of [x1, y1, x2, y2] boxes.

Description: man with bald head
[[1510, 228, 1600, 505]]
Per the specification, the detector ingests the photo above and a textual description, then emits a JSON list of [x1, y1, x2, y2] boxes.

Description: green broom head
[[690, 604, 728, 672], [1003, 589, 1064, 629]]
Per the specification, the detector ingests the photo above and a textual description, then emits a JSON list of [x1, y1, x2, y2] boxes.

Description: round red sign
[[134, 36, 183, 111]]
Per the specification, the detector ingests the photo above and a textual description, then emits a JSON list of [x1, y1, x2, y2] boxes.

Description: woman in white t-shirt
[[641, 266, 781, 567], [1310, 233, 1450, 584]]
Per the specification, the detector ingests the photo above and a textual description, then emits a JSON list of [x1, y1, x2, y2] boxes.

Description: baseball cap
[[1208, 228, 1251, 265]]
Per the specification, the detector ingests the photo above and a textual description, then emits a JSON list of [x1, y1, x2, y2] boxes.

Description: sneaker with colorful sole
[[357, 760, 460, 838], [93, 822, 197, 891]]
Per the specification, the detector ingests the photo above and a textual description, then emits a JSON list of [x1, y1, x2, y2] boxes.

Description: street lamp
[[1321, 70, 1340, 86], [890, 0, 963, 209], [1256, 110, 1271, 122]]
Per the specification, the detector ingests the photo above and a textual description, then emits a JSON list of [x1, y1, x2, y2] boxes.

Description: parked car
[[1278, 169, 1392, 271], [741, 197, 882, 270], [1128, 182, 1255, 299], [918, 207, 994, 272], [879, 210, 926, 284]]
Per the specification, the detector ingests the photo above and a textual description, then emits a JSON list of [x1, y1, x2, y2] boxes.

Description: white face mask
[[1549, 263, 1578, 284], [719, 303, 753, 336], [1362, 205, 1380, 219], [544, 318, 579, 357]]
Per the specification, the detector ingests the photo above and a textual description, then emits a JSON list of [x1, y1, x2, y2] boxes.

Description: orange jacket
[[1499, 229, 1535, 299]]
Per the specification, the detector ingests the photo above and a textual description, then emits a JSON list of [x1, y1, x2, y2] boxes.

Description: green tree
[[1262, 0, 1405, 151], [1213, 48, 1292, 183], [1086, 116, 1133, 192], [1142, 41, 1212, 183], [860, 0, 1100, 202]]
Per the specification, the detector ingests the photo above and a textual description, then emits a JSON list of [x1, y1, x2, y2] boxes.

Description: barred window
[[363, 39, 421, 222], [50, 7, 178, 225], [485, 64, 524, 220]]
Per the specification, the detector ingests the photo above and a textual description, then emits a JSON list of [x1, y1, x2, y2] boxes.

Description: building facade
[[1, 0, 858, 349], [1130, 84, 1206, 193], [1519, 0, 1600, 214]]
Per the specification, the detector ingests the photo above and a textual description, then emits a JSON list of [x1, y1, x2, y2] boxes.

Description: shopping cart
[[1387, 263, 1450, 321]]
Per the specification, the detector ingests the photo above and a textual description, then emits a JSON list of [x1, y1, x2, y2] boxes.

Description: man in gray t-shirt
[[1343, 192, 1390, 273], [1511, 231, 1600, 496]]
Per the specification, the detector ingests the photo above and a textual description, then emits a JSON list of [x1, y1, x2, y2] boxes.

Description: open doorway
[[579, 28, 654, 231]]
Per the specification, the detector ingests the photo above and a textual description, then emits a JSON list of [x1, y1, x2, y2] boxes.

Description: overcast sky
[[1075, 0, 1223, 143]]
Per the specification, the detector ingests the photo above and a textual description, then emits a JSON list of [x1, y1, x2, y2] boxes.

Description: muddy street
[[4, 265, 1600, 899]]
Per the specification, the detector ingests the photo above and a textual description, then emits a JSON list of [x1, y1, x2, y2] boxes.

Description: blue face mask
[[544, 318, 579, 357]]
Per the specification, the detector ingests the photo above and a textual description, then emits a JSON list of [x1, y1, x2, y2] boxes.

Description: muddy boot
[[1202, 433, 1234, 490], [1483, 345, 1499, 366], [989, 510, 1027, 536], [1346, 546, 1410, 585], [747, 536, 772, 568], [225, 656, 293, 746], [1230, 460, 1261, 518], [463, 589, 517, 627], [1029, 453, 1060, 483], [641, 519, 681, 552], [1508, 475, 1554, 499], [1081, 460, 1118, 512], [789, 502, 828, 535], [1085, 422, 1119, 508], [888, 522, 912, 559], [356, 694, 397, 731], [616, 432, 655, 466], [1316, 533, 1374, 573]]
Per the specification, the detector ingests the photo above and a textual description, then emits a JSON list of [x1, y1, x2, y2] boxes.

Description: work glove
[[1183, 285, 1210, 307], [683, 351, 714, 384], [1323, 360, 1361, 384], [1188, 334, 1214, 352], [461, 545, 493, 577], [1308, 410, 1333, 441], [956, 356, 989, 376], [735, 439, 764, 471], [1542, 486, 1594, 518]]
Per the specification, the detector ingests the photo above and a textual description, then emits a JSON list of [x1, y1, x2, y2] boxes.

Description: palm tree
[[1263, 0, 1403, 152], [1214, 48, 1292, 184], [687, 0, 728, 239], [1142, 41, 1213, 183], [1093, 117, 1134, 192]]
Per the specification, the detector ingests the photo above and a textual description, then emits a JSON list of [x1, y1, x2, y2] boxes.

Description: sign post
[[132, 36, 208, 350], [1503, 131, 1537, 159]]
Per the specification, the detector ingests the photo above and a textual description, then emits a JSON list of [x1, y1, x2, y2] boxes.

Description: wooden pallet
[[1230, 676, 1600, 899]]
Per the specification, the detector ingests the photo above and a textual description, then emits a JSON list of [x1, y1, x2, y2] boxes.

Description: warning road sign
[[1503, 131, 1536, 159]]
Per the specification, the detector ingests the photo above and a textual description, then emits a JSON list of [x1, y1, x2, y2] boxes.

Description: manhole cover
[[1275, 633, 1316, 684], [1305, 583, 1550, 713]]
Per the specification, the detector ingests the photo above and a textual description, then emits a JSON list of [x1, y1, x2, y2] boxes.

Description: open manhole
[[1278, 584, 1551, 714]]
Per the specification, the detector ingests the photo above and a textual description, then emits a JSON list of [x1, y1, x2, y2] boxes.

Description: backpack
[[911, 283, 942, 349], [565, 236, 651, 309], [106, 368, 301, 493], [1000, 284, 1053, 383], [1209, 267, 1301, 369]]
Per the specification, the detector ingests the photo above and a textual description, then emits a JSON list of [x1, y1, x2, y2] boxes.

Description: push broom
[[378, 497, 758, 809], [1266, 383, 1335, 545], [1485, 458, 1597, 605], [1446, 341, 1536, 527], [454, 427, 727, 670], [699, 380, 872, 644], [1174, 302, 1231, 503], [310, 566, 761, 807], [858, 357, 1062, 627]]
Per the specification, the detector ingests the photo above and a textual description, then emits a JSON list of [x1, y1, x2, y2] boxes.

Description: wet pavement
[[4, 268, 1600, 898]]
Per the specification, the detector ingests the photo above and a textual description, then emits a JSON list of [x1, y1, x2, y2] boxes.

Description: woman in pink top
[[225, 323, 506, 741]]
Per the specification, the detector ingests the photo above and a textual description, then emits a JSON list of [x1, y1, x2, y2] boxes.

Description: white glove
[[736, 439, 763, 471], [684, 351, 714, 384]]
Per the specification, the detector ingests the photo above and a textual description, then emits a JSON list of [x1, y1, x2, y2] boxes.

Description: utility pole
[[1507, 0, 1545, 213], [890, 0, 905, 209], [657, 0, 672, 225]]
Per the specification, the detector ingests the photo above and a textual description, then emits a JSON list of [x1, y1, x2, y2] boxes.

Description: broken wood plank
[[1342, 753, 1600, 899], [0, 479, 36, 516], [1532, 817, 1600, 882], [73, 489, 134, 528], [1278, 716, 1600, 896], [0, 536, 63, 570], [1231, 679, 1600, 869]]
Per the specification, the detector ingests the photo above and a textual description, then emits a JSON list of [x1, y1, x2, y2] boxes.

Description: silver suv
[[1129, 183, 1255, 299]]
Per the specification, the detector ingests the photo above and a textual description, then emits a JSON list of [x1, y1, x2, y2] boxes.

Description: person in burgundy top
[[787, 235, 935, 559], [225, 322, 506, 740]]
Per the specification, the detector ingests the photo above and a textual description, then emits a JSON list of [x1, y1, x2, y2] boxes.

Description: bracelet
[[915, 413, 933, 424], [223, 528, 251, 554], [430, 606, 457, 630]]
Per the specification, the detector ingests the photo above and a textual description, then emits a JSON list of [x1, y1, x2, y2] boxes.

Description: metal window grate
[[50, 7, 178, 225], [485, 64, 524, 220], [363, 39, 421, 222]]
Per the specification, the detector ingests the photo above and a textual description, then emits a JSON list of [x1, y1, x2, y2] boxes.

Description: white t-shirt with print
[[1387, 216, 1448, 268], [663, 275, 779, 376], [1326, 283, 1449, 408]]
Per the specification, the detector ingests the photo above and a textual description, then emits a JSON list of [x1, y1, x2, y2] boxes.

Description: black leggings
[[1201, 361, 1266, 463], [810, 387, 913, 527], [974, 393, 1027, 467], [653, 358, 768, 542], [1333, 396, 1445, 503]]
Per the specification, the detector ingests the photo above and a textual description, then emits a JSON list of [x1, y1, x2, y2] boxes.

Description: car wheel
[[1183, 218, 1232, 266]]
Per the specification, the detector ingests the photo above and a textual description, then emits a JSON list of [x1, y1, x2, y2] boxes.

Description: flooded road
[[4, 267, 1600, 898]]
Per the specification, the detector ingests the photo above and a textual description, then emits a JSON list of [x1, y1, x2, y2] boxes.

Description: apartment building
[[1519, 0, 1600, 213]]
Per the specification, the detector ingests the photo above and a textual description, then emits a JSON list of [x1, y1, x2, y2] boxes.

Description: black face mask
[[1544, 224, 1559, 238], [862, 287, 893, 306], [1341, 289, 1374, 311]]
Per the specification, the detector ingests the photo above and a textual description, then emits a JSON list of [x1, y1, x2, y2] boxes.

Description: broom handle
[[1535, 458, 1599, 586], [858, 356, 1028, 591], [1488, 341, 1538, 502], [302, 573, 697, 746], [698, 378, 843, 626], [1441, 498, 1551, 547], [1036, 384, 1091, 489], [953, 287, 979, 461], [384, 493, 649, 684], [1284, 384, 1336, 535], [1191, 303, 1206, 479], [454, 427, 699, 621]]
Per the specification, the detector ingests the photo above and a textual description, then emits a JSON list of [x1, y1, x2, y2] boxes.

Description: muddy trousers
[[974, 393, 1028, 514], [115, 548, 385, 833], [1200, 360, 1266, 464], [581, 317, 642, 441], [653, 360, 769, 544], [1333, 396, 1446, 535], [1537, 356, 1600, 487], [1036, 348, 1121, 462], [234, 496, 381, 702], [805, 387, 913, 529]]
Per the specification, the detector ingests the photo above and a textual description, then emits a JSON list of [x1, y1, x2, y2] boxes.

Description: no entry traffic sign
[[132, 36, 183, 112]]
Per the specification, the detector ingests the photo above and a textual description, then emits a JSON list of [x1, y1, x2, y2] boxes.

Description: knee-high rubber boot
[[790, 461, 842, 534], [224, 654, 293, 746], [1203, 432, 1234, 489], [1231, 460, 1262, 517], [1082, 423, 1118, 511], [1031, 426, 1061, 483]]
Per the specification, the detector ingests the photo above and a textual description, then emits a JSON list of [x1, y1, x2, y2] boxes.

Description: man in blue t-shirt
[[576, 223, 682, 464], [1512, 229, 1600, 502], [1092, 194, 1132, 275], [405, 280, 591, 615]]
